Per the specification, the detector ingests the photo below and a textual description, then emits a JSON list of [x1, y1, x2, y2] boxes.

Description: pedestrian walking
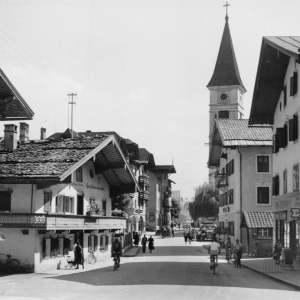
[[188, 230, 192, 244], [148, 235, 154, 253], [274, 239, 282, 265], [178, 223, 181, 229], [74, 241, 84, 269], [183, 231, 188, 244], [141, 234, 148, 253], [233, 239, 243, 268], [134, 232, 139, 247], [172, 227, 174, 238]]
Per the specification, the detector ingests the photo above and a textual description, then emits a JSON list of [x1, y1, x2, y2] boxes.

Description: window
[[229, 189, 234, 204], [0, 191, 11, 212], [257, 187, 270, 204], [293, 164, 299, 191], [228, 221, 234, 236], [219, 111, 229, 119], [258, 228, 272, 237], [272, 175, 280, 196], [44, 191, 52, 212], [257, 156, 269, 173], [283, 170, 287, 194], [275, 126, 288, 149], [76, 166, 83, 182], [289, 114, 299, 142], [56, 195, 74, 213]]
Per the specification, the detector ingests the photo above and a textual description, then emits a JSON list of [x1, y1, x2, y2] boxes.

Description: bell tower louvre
[[207, 5, 246, 182]]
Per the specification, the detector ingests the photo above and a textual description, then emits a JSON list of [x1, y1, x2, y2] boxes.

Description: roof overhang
[[60, 135, 140, 197], [0, 69, 34, 121], [249, 37, 292, 125]]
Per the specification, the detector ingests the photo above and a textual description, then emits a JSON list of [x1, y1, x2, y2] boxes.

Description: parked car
[[199, 223, 217, 240]]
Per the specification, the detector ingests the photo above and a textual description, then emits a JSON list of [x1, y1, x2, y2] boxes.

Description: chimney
[[40, 127, 46, 140], [4, 124, 18, 151], [19, 122, 29, 143]]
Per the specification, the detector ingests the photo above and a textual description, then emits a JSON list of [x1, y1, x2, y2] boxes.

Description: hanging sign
[[291, 208, 300, 218]]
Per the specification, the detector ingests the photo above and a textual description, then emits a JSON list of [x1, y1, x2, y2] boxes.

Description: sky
[[0, 0, 300, 199]]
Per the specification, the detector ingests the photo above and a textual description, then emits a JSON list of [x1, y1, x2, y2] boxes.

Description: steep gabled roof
[[207, 17, 246, 92], [249, 36, 300, 125], [149, 165, 176, 174], [136, 148, 155, 167], [0, 135, 139, 197]]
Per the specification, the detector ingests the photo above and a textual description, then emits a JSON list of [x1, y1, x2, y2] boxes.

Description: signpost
[[291, 208, 300, 218]]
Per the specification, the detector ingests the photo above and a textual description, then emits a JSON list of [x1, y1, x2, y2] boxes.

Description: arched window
[[219, 111, 229, 119]]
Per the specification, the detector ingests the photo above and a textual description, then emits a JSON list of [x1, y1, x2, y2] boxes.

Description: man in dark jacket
[[141, 234, 148, 253], [112, 238, 122, 268]]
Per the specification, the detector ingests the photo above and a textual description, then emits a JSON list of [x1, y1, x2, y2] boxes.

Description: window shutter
[[284, 124, 288, 147], [293, 72, 298, 96], [290, 76, 294, 96], [232, 189, 234, 204], [273, 135, 277, 153], [44, 193, 51, 213], [277, 128, 285, 148], [94, 236, 98, 251], [232, 160, 234, 175], [293, 114, 298, 140], [284, 85, 287, 106], [272, 177, 275, 196], [289, 118, 294, 142], [275, 175, 280, 196], [56, 195, 64, 213], [100, 235, 103, 248], [105, 236, 109, 250]]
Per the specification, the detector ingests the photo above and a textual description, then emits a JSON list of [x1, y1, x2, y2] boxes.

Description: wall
[[146, 170, 158, 231]]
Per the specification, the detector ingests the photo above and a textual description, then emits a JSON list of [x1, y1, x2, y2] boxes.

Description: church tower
[[207, 9, 246, 181]]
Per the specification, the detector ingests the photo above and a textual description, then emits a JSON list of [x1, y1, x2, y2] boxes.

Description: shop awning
[[243, 211, 273, 228]]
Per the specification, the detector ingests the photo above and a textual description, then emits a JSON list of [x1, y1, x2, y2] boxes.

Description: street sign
[[291, 208, 300, 218], [135, 209, 143, 214]]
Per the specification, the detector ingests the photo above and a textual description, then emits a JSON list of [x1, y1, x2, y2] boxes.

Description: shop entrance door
[[290, 221, 296, 257], [77, 195, 84, 215]]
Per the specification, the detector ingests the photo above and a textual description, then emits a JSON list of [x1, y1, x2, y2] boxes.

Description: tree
[[111, 194, 134, 218], [170, 198, 181, 220], [188, 183, 219, 222]]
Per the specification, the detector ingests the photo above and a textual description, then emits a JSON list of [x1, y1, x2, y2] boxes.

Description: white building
[[249, 36, 300, 259]]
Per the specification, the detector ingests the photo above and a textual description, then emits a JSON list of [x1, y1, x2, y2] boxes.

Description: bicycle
[[210, 254, 217, 275], [86, 248, 96, 265], [112, 252, 121, 271], [226, 249, 232, 263], [0, 253, 20, 274]]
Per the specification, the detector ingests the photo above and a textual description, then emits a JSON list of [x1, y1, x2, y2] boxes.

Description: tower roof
[[207, 17, 246, 92]]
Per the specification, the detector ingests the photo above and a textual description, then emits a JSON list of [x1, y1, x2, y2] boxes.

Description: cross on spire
[[224, 1, 230, 16]]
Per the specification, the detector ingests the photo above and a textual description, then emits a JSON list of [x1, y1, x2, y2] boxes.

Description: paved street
[[0, 230, 299, 300]]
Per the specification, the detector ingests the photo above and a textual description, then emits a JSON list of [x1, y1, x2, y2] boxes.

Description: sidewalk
[[241, 256, 300, 290], [203, 244, 300, 290]]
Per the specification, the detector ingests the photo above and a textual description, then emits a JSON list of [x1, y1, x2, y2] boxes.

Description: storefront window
[[284, 222, 290, 248]]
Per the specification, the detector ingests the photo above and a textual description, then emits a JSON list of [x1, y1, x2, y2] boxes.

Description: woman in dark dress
[[148, 236, 154, 253], [134, 233, 139, 247], [74, 242, 84, 269], [274, 239, 283, 265]]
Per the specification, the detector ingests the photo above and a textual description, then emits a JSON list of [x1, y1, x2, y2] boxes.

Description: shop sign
[[135, 209, 143, 214], [275, 212, 287, 220], [0, 215, 46, 228], [84, 217, 97, 223], [149, 212, 155, 222], [87, 183, 105, 191], [291, 208, 300, 218]]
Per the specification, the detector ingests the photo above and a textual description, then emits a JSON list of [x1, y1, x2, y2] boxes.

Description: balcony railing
[[0, 213, 126, 230]]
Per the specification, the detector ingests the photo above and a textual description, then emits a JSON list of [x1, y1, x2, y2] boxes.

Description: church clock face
[[219, 91, 229, 102]]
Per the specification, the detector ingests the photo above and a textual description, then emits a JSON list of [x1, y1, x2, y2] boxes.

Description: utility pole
[[67, 93, 77, 138]]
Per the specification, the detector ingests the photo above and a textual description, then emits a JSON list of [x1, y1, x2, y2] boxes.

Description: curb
[[242, 264, 300, 291], [124, 246, 140, 257]]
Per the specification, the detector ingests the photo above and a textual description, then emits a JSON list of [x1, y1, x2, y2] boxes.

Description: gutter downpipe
[[237, 147, 243, 243], [31, 184, 34, 213]]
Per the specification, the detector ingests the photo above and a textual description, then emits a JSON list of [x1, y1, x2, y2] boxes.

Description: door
[[290, 221, 296, 257], [77, 195, 84, 215]]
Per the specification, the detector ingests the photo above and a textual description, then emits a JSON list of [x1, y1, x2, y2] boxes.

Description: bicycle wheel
[[113, 259, 117, 271], [7, 259, 20, 274], [213, 263, 216, 275]]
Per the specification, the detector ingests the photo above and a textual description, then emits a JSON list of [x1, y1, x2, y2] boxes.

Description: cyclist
[[225, 237, 233, 262], [208, 236, 221, 270], [112, 238, 122, 268]]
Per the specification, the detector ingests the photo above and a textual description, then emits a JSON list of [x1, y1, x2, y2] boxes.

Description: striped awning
[[244, 211, 273, 228]]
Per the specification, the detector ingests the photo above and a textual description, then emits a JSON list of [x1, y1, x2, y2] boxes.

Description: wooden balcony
[[0, 213, 126, 230]]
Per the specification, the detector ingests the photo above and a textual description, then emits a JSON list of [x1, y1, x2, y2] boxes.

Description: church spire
[[207, 12, 246, 92]]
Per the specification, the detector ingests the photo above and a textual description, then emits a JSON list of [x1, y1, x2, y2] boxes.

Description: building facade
[[249, 36, 300, 258], [0, 125, 138, 272]]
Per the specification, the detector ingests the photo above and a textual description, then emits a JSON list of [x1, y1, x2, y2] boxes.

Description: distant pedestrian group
[[141, 234, 155, 253]]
